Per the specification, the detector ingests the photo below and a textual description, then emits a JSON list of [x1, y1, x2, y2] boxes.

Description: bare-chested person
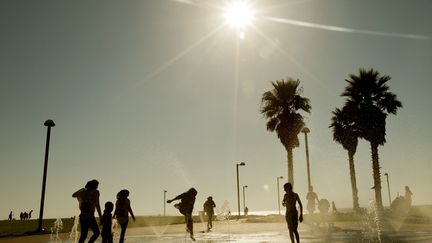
[[282, 182, 303, 243], [73, 179, 102, 243]]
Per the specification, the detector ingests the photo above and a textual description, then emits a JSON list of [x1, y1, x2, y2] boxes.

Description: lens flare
[[224, 1, 254, 29]]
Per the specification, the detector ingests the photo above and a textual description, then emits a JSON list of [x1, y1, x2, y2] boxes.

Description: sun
[[224, 0, 255, 29]]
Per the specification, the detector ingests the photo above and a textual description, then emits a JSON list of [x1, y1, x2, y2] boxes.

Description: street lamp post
[[302, 127, 312, 189], [277, 176, 283, 215], [384, 173, 391, 206], [37, 119, 55, 232], [242, 185, 248, 215], [236, 162, 246, 219], [163, 190, 167, 216]]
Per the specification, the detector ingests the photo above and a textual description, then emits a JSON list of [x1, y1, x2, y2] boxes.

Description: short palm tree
[[342, 68, 402, 211], [260, 78, 311, 187], [330, 106, 360, 212]]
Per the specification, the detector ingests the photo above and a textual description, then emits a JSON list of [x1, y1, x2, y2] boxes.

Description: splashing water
[[112, 218, 120, 241], [215, 200, 231, 221], [361, 200, 383, 243], [50, 218, 63, 242], [69, 216, 79, 243]]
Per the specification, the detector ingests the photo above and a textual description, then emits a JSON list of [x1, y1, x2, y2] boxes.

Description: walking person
[[282, 182, 303, 243], [8, 211, 13, 221], [167, 188, 198, 241], [203, 196, 216, 232], [113, 189, 136, 243], [101, 201, 114, 243], [306, 186, 319, 214], [72, 179, 102, 243]]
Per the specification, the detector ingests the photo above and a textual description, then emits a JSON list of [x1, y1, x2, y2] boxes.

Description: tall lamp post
[[37, 119, 55, 232], [301, 127, 312, 189], [242, 185, 248, 215], [384, 173, 391, 206], [163, 190, 167, 216], [277, 176, 283, 215], [236, 162, 246, 219]]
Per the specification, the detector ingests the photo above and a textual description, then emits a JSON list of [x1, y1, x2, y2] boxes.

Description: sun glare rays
[[113, 24, 225, 102], [250, 25, 322, 85], [264, 16, 431, 40]]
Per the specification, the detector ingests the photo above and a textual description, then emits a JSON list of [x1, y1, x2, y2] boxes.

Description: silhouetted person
[[101, 201, 114, 243], [28, 210, 33, 219], [332, 201, 338, 213], [23, 211, 28, 220], [72, 179, 102, 243], [113, 189, 135, 243], [20, 212, 23, 221], [244, 206, 249, 216], [317, 199, 331, 228], [282, 182, 303, 243], [167, 187, 197, 241], [318, 199, 330, 214], [8, 211, 12, 221], [306, 186, 319, 214], [203, 196, 216, 232], [405, 186, 413, 207]]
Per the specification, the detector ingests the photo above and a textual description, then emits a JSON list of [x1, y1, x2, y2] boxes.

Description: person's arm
[[113, 202, 118, 219], [297, 194, 303, 222], [167, 193, 183, 203], [128, 200, 136, 221], [95, 191, 102, 219], [72, 188, 85, 198]]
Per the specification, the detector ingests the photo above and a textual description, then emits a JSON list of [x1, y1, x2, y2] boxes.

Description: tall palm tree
[[260, 78, 311, 187], [330, 106, 360, 212], [342, 68, 402, 211]]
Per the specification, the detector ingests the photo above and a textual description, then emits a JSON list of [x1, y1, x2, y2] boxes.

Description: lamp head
[[44, 119, 55, 127], [239, 162, 245, 166], [301, 127, 310, 133]]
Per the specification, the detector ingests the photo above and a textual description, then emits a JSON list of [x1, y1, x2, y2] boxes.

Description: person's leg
[[286, 213, 296, 243], [288, 228, 295, 243], [88, 217, 100, 243], [186, 213, 195, 241], [78, 219, 90, 243], [187, 213, 193, 235], [183, 214, 190, 232], [119, 221, 128, 243], [293, 210, 300, 243], [294, 231, 300, 243], [209, 214, 213, 229]]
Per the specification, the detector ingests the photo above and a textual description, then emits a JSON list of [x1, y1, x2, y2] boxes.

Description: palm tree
[[342, 68, 402, 211], [330, 106, 360, 212], [260, 78, 311, 187]]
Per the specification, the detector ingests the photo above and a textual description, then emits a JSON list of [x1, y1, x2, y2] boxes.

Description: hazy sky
[[1, 0, 431, 219]]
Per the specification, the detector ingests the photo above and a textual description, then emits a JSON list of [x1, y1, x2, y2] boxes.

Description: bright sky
[[1, 0, 431, 219]]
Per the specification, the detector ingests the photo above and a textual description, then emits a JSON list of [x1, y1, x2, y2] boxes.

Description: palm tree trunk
[[287, 148, 294, 188], [370, 142, 383, 212], [348, 150, 360, 212]]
